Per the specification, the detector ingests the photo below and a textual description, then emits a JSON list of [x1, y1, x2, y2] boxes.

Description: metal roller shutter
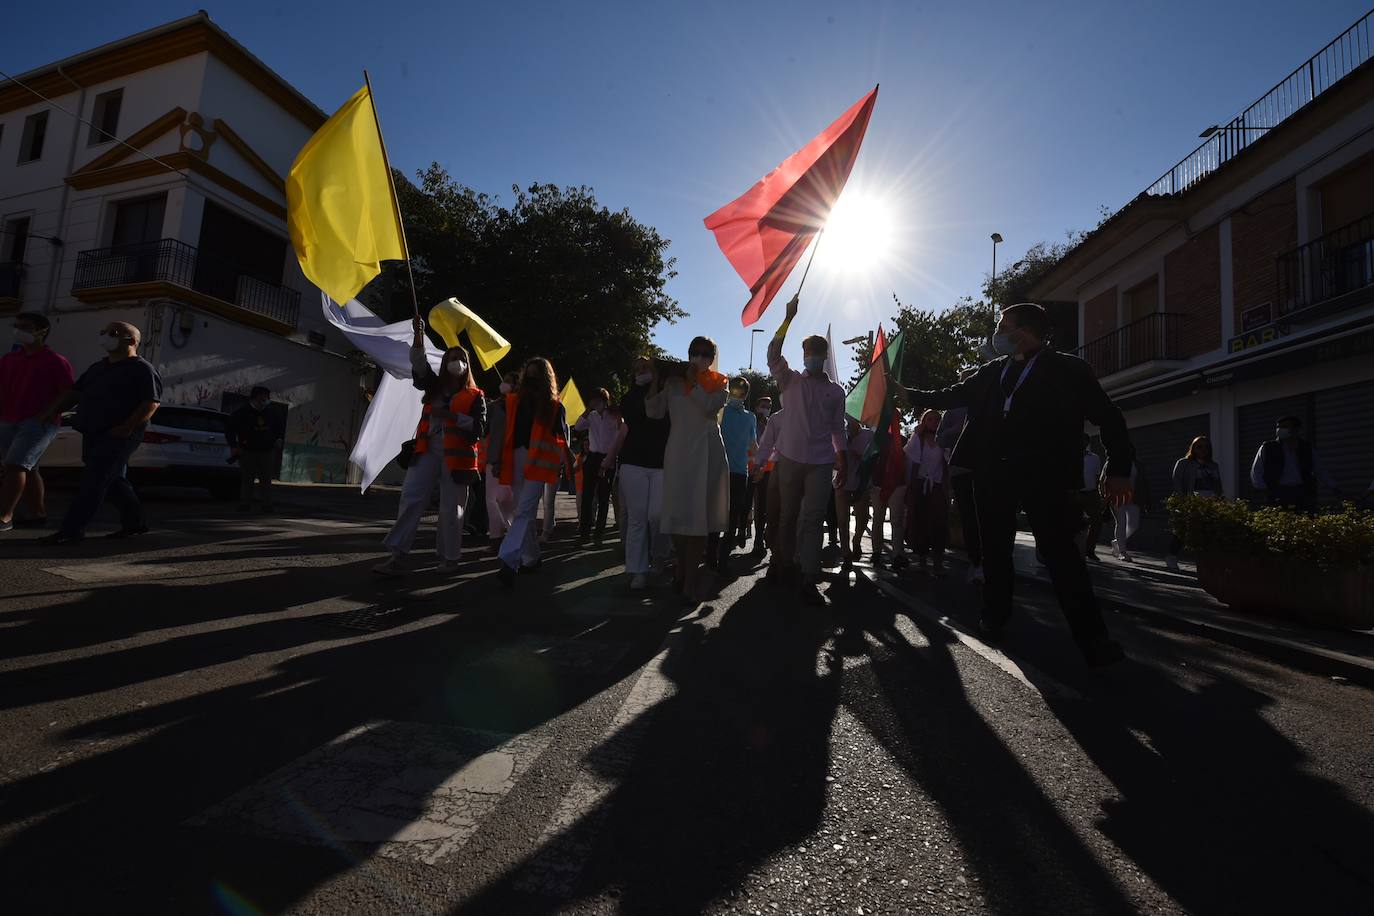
[[1237, 395, 1311, 502], [1313, 380, 1374, 496], [1126, 414, 1210, 512]]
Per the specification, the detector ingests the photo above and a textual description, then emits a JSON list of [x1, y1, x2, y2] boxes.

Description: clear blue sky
[[6, 0, 1370, 373]]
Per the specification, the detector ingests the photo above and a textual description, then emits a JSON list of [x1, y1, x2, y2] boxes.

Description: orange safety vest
[[499, 393, 567, 486], [413, 388, 483, 473]]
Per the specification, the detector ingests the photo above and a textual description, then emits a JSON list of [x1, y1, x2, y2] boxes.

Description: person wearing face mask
[[768, 294, 849, 607], [835, 417, 874, 567], [903, 408, 952, 575], [648, 337, 730, 600], [603, 355, 672, 589], [374, 317, 487, 575], [713, 375, 758, 572], [496, 356, 571, 585], [748, 395, 774, 554], [1167, 435, 1223, 570], [484, 372, 518, 542], [225, 386, 285, 513], [0, 312, 75, 532], [574, 387, 623, 546], [37, 321, 162, 544], [1249, 415, 1340, 512], [899, 303, 1134, 667]]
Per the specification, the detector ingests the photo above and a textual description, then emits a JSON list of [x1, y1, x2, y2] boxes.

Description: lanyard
[[999, 350, 1042, 415]]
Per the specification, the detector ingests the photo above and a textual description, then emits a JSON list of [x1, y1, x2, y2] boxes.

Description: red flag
[[704, 87, 879, 327]]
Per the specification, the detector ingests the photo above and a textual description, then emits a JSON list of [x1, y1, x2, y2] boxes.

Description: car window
[[152, 407, 228, 433]]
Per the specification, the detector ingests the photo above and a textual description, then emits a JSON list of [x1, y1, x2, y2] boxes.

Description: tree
[[731, 367, 779, 410], [363, 165, 685, 397], [849, 294, 987, 395]]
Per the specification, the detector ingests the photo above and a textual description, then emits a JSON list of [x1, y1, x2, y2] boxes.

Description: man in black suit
[[901, 303, 1134, 666]]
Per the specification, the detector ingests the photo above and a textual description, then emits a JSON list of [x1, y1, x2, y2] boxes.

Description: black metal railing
[[1145, 9, 1373, 197], [0, 262, 21, 299], [1076, 312, 1183, 378], [1276, 212, 1374, 316], [72, 238, 299, 328]]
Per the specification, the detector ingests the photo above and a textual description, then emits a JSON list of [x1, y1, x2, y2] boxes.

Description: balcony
[[0, 262, 21, 310], [1276, 212, 1374, 322], [1076, 312, 1184, 383], [71, 238, 299, 333]]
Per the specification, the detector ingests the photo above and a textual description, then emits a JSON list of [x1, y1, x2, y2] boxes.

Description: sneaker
[[630, 573, 648, 591], [1165, 555, 1180, 572], [372, 558, 404, 576], [437, 559, 462, 574], [1110, 540, 1124, 560], [0, 520, 12, 532]]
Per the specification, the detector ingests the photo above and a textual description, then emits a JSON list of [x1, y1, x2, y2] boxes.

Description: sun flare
[[821, 190, 896, 273]]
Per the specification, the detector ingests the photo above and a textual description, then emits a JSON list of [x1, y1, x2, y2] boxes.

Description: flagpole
[[363, 69, 422, 320], [794, 228, 825, 296]]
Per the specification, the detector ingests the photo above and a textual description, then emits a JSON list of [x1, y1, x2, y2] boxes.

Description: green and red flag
[[844, 324, 888, 425], [856, 328, 906, 494]]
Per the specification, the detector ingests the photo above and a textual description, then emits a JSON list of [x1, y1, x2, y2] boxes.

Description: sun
[[821, 190, 896, 273]]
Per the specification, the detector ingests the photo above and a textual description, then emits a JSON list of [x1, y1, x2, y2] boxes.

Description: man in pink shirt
[[1, 313, 75, 531], [768, 294, 849, 606]]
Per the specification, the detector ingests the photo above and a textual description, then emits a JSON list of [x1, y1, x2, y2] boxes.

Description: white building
[[1031, 9, 1374, 504], [0, 12, 368, 483]]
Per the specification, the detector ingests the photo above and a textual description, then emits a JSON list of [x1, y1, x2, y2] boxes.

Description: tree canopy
[[361, 165, 684, 396]]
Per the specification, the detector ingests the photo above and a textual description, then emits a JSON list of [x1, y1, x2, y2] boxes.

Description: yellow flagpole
[[362, 69, 421, 318]]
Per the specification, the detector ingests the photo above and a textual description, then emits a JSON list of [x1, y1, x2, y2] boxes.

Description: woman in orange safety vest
[[496, 356, 571, 585], [374, 315, 486, 576]]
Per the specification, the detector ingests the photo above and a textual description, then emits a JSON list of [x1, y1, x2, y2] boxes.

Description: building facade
[[1031, 10, 1374, 506], [0, 13, 368, 483]]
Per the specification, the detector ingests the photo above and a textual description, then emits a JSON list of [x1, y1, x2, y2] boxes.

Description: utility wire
[[0, 66, 188, 179]]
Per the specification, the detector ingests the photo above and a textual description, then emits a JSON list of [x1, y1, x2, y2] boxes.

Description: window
[[18, 111, 47, 163], [4, 217, 30, 263], [89, 89, 123, 146], [1124, 276, 1159, 324]]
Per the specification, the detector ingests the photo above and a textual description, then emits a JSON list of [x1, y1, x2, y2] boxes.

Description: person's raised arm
[[409, 316, 437, 391], [901, 368, 983, 411], [767, 293, 801, 385]]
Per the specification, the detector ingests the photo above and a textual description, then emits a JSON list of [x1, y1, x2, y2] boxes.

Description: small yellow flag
[[560, 378, 586, 427], [428, 298, 512, 371], [286, 86, 405, 306]]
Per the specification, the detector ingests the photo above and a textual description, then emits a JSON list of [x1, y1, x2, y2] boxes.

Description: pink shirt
[[575, 408, 625, 454], [767, 337, 847, 465], [0, 346, 75, 424]]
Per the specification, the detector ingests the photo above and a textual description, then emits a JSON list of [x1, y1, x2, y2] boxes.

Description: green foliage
[[849, 294, 986, 393], [732, 368, 779, 410], [1167, 494, 1374, 568], [364, 165, 684, 397]]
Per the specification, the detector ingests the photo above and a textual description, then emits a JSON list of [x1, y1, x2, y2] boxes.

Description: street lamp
[[990, 232, 1003, 331], [748, 328, 765, 369]]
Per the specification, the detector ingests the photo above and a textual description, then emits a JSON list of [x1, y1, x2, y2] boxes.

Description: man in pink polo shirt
[[0, 312, 75, 531]]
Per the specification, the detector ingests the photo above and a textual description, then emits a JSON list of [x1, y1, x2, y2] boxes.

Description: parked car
[[41, 405, 241, 500]]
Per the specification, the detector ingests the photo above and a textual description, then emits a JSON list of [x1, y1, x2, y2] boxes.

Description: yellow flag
[[286, 85, 405, 306], [428, 298, 512, 371], [560, 378, 586, 427]]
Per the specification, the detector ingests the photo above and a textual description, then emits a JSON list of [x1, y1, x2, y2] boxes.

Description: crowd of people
[[5, 302, 1373, 666]]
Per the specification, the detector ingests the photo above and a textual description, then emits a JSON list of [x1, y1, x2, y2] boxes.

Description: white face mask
[[991, 332, 1017, 356], [13, 329, 36, 346], [99, 332, 122, 352], [447, 360, 467, 378], [499, 381, 513, 395], [634, 372, 653, 386], [755, 406, 770, 417]]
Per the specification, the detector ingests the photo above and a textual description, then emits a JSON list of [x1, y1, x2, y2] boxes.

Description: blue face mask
[[991, 333, 1017, 356], [804, 356, 827, 375]]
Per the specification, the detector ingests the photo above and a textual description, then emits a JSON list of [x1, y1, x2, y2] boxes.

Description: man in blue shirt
[[713, 375, 758, 572]]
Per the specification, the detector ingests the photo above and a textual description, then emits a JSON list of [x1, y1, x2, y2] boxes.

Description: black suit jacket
[[906, 349, 1133, 491]]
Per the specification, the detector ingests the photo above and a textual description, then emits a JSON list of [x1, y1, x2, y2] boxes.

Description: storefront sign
[[1240, 302, 1272, 333], [1228, 321, 1290, 353]]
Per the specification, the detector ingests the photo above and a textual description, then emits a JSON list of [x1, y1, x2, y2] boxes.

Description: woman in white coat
[[647, 336, 729, 599]]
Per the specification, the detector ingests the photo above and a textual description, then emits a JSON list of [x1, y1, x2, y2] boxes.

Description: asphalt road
[[1, 484, 1371, 915]]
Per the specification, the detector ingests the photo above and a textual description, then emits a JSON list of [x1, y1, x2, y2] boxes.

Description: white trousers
[[383, 445, 468, 562], [485, 466, 513, 538], [498, 447, 545, 570], [1112, 504, 1140, 550], [619, 463, 664, 575]]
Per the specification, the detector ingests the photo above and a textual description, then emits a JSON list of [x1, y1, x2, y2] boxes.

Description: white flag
[[825, 323, 839, 382]]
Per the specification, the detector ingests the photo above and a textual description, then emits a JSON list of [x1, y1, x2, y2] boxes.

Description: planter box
[[1197, 554, 1374, 629]]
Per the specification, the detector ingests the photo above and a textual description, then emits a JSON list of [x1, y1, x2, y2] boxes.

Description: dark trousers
[[975, 461, 1110, 653], [238, 449, 275, 508], [710, 473, 751, 567], [951, 471, 981, 565], [753, 471, 770, 545], [907, 480, 949, 557], [60, 431, 145, 538], [1081, 490, 1107, 557], [579, 451, 614, 537]]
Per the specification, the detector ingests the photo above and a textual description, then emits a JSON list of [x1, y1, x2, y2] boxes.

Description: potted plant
[[1168, 495, 1374, 628]]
